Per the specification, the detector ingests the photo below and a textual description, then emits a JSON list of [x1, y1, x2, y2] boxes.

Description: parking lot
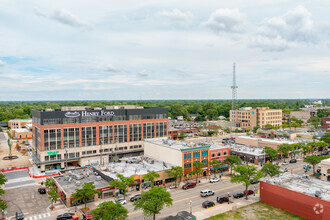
[[2, 185, 52, 219]]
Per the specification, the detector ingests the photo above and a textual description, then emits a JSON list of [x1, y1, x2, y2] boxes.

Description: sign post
[[189, 200, 192, 214]]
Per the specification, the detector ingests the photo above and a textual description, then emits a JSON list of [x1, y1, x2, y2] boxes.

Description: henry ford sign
[[64, 110, 115, 118]]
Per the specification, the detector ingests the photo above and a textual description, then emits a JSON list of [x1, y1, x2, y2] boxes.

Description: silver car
[[116, 199, 127, 205]]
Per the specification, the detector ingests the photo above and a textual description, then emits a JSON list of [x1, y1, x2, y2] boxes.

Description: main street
[[126, 159, 307, 220]]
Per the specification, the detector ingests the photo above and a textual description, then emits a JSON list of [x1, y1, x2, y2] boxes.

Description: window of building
[[223, 151, 227, 155], [217, 152, 221, 156], [184, 162, 191, 169], [211, 153, 216, 158]]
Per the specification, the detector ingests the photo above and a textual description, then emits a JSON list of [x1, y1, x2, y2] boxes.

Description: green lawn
[[206, 202, 305, 220]]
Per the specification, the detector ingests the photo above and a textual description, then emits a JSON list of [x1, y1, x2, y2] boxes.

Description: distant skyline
[[0, 0, 329, 101]]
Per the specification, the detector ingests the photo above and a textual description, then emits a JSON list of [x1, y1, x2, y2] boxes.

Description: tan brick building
[[230, 107, 282, 130]]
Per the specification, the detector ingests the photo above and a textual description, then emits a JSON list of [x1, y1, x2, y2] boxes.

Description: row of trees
[[0, 174, 8, 220], [2, 99, 328, 122]]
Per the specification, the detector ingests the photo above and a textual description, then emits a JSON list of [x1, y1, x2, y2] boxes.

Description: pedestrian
[[227, 192, 230, 197], [220, 175, 222, 179], [228, 199, 230, 204]]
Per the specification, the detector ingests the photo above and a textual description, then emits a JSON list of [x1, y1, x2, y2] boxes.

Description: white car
[[200, 189, 215, 197], [280, 168, 288, 173], [210, 177, 220, 183], [282, 162, 289, 166], [116, 199, 127, 205]]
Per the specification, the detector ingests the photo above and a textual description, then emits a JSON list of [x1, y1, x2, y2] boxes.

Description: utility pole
[[230, 63, 238, 134], [100, 140, 103, 166], [65, 147, 68, 170]]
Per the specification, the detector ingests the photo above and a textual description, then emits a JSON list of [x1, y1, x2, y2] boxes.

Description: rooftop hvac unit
[[75, 181, 81, 186], [96, 176, 102, 181], [68, 178, 72, 182], [64, 175, 69, 181]]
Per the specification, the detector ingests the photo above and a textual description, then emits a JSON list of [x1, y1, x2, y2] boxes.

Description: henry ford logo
[[313, 203, 324, 214], [64, 111, 80, 118]]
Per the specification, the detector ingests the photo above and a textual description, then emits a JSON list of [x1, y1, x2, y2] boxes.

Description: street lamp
[[100, 140, 103, 166], [65, 148, 68, 170]]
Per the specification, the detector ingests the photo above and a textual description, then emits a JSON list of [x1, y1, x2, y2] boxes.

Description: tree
[[71, 183, 100, 210], [253, 126, 260, 133], [165, 166, 184, 188], [133, 186, 172, 220], [190, 161, 204, 183], [224, 155, 243, 174], [48, 187, 60, 210], [264, 124, 273, 129], [209, 160, 221, 177], [0, 174, 7, 186], [307, 142, 317, 155], [179, 132, 187, 139], [308, 116, 320, 130], [206, 109, 218, 120], [291, 122, 300, 130], [169, 104, 188, 118], [0, 200, 7, 220], [300, 144, 311, 157], [304, 155, 322, 174], [90, 201, 128, 220], [316, 142, 328, 153], [231, 165, 263, 200], [45, 177, 55, 189], [320, 132, 330, 145], [277, 144, 291, 162], [109, 174, 135, 199], [143, 171, 160, 187], [261, 163, 281, 178], [195, 114, 205, 122], [224, 128, 230, 133], [264, 146, 278, 163]]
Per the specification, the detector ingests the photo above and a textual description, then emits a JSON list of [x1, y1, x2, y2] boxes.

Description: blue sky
[[0, 0, 329, 101]]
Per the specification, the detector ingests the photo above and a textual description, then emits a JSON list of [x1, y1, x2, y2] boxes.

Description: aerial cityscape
[[0, 1, 329, 220]]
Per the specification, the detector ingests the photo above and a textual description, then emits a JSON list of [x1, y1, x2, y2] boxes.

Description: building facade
[[230, 107, 282, 130], [321, 117, 330, 129], [31, 106, 168, 172], [8, 119, 32, 129], [320, 158, 330, 181]]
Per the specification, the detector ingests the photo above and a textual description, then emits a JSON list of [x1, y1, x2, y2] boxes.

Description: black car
[[57, 213, 75, 220], [216, 196, 229, 204], [233, 193, 244, 198], [38, 188, 46, 194], [250, 180, 260, 184], [16, 211, 24, 220], [130, 195, 142, 202], [289, 159, 297, 163], [202, 201, 215, 208]]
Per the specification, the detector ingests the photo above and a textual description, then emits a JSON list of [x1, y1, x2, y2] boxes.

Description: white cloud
[[202, 8, 245, 33], [52, 9, 88, 28], [158, 9, 193, 21], [249, 36, 289, 52], [0, 59, 5, 67], [104, 64, 120, 72], [34, 8, 47, 18], [138, 69, 149, 77], [260, 6, 315, 43]]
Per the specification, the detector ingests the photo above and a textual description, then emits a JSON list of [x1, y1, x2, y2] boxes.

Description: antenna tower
[[231, 63, 238, 128]]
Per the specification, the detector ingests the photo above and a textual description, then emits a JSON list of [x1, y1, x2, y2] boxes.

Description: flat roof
[[53, 167, 109, 196], [230, 144, 266, 156], [266, 173, 330, 201], [12, 128, 30, 133], [237, 136, 299, 145], [9, 119, 32, 122], [144, 137, 210, 152], [96, 155, 176, 179]]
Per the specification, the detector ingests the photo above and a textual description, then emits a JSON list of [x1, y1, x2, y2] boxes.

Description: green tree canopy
[[277, 144, 292, 162], [320, 132, 330, 145], [71, 183, 100, 209], [48, 187, 60, 210], [0, 200, 7, 219], [206, 109, 218, 120], [133, 186, 172, 220], [90, 201, 128, 220], [231, 165, 263, 200], [191, 161, 204, 183], [264, 146, 278, 163], [0, 173, 8, 186], [143, 170, 160, 187], [110, 173, 135, 199], [45, 177, 55, 188], [165, 166, 184, 188], [304, 155, 322, 173], [209, 160, 221, 177], [261, 163, 281, 178], [224, 155, 243, 174]]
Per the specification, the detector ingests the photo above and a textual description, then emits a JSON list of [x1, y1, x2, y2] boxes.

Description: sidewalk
[[194, 195, 260, 219]]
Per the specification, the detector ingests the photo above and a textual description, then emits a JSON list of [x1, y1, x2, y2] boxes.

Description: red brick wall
[[260, 181, 330, 220]]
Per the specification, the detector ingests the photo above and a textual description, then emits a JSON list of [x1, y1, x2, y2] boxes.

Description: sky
[[0, 0, 329, 101]]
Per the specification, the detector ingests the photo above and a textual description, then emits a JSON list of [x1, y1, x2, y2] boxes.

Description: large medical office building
[[30, 105, 168, 172]]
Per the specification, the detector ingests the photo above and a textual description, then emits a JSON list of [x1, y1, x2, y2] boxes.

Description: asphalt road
[[126, 159, 307, 220]]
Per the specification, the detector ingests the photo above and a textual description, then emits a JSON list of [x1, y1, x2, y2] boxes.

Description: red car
[[244, 190, 254, 195], [182, 183, 196, 190]]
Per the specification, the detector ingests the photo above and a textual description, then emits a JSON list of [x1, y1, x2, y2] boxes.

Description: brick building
[[8, 119, 32, 129], [321, 117, 330, 129], [30, 105, 168, 172]]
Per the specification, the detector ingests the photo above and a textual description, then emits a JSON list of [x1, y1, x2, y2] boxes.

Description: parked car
[[250, 180, 260, 184], [317, 168, 321, 173], [216, 196, 229, 204], [289, 159, 297, 163], [200, 190, 215, 197], [322, 151, 329, 155], [282, 162, 289, 166], [202, 201, 215, 208], [210, 177, 220, 183], [16, 211, 24, 220], [244, 190, 254, 195], [130, 195, 142, 202], [56, 213, 75, 220], [116, 199, 127, 205], [38, 188, 46, 194], [233, 192, 244, 198], [280, 167, 288, 173], [182, 182, 196, 190]]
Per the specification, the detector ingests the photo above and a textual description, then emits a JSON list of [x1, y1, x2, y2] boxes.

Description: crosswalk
[[24, 213, 51, 220]]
